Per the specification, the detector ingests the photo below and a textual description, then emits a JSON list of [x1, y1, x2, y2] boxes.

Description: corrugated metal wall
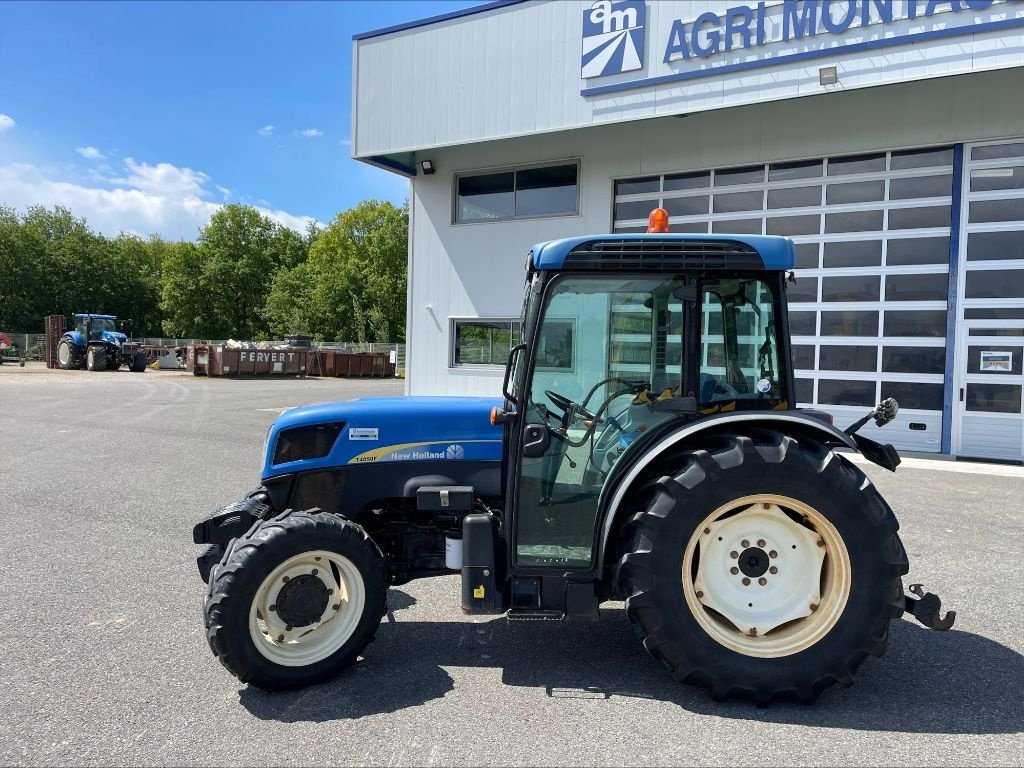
[[354, 0, 1024, 157]]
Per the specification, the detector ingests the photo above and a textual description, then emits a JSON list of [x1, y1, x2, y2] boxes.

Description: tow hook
[[904, 583, 956, 631]]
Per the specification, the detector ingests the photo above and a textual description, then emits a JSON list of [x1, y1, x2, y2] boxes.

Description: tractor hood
[[100, 330, 127, 345], [260, 396, 505, 480]]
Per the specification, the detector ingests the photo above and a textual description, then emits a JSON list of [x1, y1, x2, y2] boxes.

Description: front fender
[[594, 411, 859, 579]]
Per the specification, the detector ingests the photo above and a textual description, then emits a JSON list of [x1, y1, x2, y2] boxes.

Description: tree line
[[0, 200, 408, 343]]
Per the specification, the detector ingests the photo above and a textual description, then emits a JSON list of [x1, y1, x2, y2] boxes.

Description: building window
[[455, 161, 578, 223], [451, 319, 520, 366], [450, 318, 574, 369]]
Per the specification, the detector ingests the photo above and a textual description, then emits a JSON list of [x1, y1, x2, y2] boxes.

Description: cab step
[[507, 609, 564, 621]]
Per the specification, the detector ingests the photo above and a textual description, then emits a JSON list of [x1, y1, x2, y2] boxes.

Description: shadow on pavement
[[239, 597, 1022, 733]]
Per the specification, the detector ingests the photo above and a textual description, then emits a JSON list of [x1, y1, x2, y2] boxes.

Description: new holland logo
[[581, 0, 645, 79]]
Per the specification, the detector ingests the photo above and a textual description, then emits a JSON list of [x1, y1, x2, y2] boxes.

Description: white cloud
[[216, 185, 230, 201], [0, 114, 15, 132], [111, 157, 209, 197], [296, 128, 322, 138], [258, 125, 274, 137], [76, 146, 106, 160], [0, 158, 321, 240]]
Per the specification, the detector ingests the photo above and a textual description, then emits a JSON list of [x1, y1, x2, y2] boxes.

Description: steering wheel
[[545, 389, 596, 423], [712, 379, 742, 397]]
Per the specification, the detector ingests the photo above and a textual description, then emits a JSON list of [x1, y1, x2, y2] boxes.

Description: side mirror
[[503, 343, 526, 404], [522, 423, 550, 458]]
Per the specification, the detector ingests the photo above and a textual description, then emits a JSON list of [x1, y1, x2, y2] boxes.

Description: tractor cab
[[75, 314, 120, 342], [505, 235, 793, 571]]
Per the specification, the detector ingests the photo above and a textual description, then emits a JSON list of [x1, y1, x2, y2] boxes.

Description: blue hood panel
[[100, 330, 127, 344], [261, 396, 505, 480]]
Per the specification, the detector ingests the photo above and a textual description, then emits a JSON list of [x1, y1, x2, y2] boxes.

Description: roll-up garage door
[[612, 147, 955, 452]]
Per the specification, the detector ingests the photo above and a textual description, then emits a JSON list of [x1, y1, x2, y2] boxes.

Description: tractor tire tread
[[204, 509, 387, 689], [616, 429, 908, 705]]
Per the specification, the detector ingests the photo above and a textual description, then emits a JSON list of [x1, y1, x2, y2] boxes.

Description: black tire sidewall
[[631, 438, 894, 691], [208, 514, 386, 689]]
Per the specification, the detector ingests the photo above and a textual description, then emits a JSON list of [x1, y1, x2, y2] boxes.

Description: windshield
[[87, 318, 117, 339]]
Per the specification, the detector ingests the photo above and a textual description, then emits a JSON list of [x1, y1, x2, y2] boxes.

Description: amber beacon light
[[647, 207, 670, 233]]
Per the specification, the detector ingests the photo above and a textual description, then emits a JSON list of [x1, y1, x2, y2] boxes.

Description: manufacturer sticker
[[348, 427, 379, 441], [756, 378, 773, 394]]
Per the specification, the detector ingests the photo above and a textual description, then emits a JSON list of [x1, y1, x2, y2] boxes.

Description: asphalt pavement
[[0, 363, 1021, 766]]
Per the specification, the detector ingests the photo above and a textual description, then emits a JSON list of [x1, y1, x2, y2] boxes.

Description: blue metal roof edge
[[359, 154, 417, 178], [353, 0, 528, 41], [530, 234, 796, 271]]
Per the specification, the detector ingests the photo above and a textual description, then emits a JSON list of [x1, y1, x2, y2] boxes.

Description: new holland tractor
[[194, 213, 954, 704], [56, 314, 147, 372]]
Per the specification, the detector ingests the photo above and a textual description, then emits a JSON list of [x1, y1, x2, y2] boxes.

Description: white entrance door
[[954, 320, 1024, 460]]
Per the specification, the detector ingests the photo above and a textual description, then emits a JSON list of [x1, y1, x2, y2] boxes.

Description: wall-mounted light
[[819, 66, 838, 86], [420, 159, 436, 175]]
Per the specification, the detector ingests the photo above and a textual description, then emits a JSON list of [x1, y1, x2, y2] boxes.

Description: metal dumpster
[[187, 344, 210, 375], [237, 348, 256, 375], [334, 352, 352, 378]]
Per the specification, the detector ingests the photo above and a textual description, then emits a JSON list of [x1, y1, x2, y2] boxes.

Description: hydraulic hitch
[[903, 583, 956, 631]]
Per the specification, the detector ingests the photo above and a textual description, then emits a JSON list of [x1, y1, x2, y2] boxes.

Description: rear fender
[[595, 412, 858, 579], [62, 331, 85, 349]]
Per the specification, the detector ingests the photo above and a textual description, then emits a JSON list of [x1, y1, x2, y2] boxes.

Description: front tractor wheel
[[204, 510, 387, 689], [86, 346, 107, 371], [616, 431, 908, 705]]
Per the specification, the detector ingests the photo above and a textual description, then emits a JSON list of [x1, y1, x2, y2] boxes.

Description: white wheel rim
[[248, 549, 366, 667], [58, 343, 70, 366], [682, 494, 851, 658]]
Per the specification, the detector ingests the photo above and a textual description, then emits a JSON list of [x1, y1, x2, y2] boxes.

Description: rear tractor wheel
[[616, 430, 908, 705], [57, 339, 79, 370], [204, 510, 388, 689]]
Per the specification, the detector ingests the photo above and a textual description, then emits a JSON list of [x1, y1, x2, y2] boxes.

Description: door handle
[[959, 388, 964, 403]]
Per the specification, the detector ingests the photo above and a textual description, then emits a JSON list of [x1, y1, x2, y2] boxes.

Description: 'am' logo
[[581, 0, 645, 79]]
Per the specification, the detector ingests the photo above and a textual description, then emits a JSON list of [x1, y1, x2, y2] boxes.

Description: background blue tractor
[[194, 215, 954, 704], [56, 314, 147, 372]]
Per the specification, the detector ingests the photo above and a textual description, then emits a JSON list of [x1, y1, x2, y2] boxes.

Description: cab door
[[512, 274, 687, 570]]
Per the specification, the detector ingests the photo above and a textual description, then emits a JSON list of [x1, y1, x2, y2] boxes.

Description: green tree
[[303, 200, 408, 342], [264, 261, 312, 338], [158, 240, 206, 337], [160, 204, 302, 339]]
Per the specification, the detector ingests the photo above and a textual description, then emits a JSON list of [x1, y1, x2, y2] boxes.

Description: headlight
[[272, 422, 346, 465]]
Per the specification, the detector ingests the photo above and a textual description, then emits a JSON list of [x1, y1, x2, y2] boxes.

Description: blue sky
[[0, 0, 483, 239]]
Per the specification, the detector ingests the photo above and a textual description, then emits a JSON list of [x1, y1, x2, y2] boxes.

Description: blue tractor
[[194, 222, 954, 703], [56, 314, 147, 372]]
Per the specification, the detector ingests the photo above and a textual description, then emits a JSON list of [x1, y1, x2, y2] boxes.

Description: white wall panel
[[354, 0, 1024, 157]]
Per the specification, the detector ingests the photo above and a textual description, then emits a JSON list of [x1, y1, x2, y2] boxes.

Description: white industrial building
[[352, 0, 1024, 461]]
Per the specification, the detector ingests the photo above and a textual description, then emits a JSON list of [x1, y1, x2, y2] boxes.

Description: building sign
[[980, 350, 1013, 372], [581, 0, 646, 78], [581, 0, 1024, 94]]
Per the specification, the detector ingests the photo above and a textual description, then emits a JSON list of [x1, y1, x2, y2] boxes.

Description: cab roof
[[530, 234, 794, 272], [74, 314, 117, 320]]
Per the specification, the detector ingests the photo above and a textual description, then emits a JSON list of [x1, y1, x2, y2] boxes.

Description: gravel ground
[[0, 363, 1021, 766]]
